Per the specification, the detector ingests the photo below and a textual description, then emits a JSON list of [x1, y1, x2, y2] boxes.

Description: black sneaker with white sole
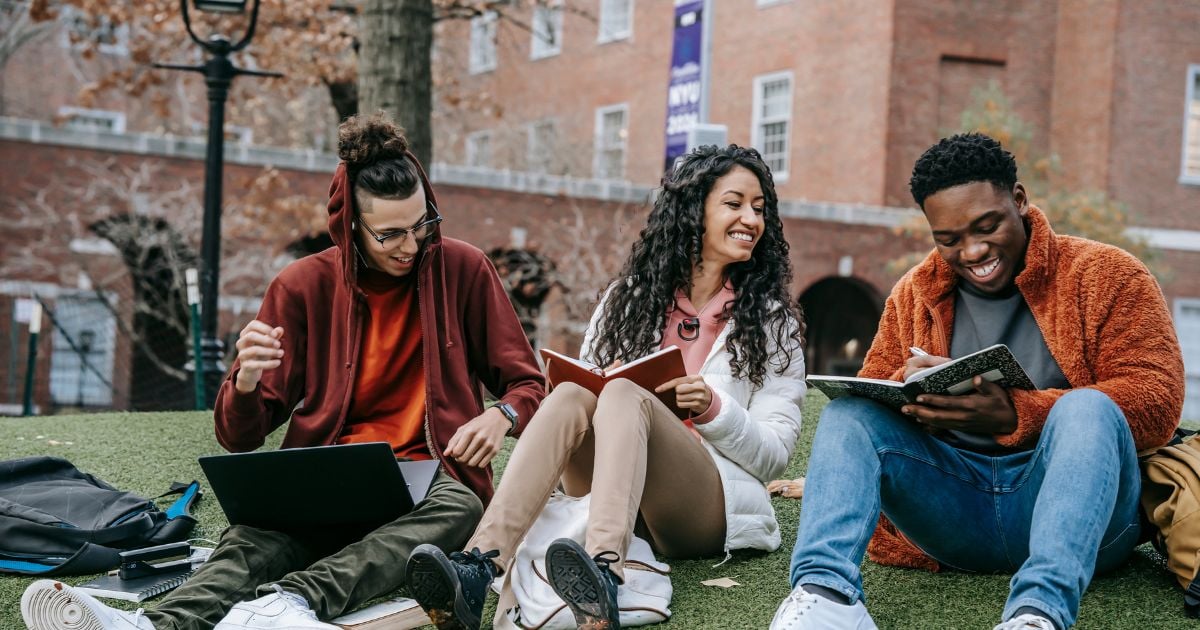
[[545, 538, 622, 630], [404, 544, 498, 630]]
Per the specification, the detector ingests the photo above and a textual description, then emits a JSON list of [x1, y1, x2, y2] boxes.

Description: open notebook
[[806, 343, 1035, 411]]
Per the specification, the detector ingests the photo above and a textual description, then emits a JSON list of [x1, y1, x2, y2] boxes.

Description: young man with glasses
[[21, 113, 545, 630]]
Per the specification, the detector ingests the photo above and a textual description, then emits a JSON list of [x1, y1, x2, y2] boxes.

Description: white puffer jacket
[[579, 291, 806, 554]]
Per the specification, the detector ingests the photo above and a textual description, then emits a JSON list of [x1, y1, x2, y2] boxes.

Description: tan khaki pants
[[467, 379, 726, 579]]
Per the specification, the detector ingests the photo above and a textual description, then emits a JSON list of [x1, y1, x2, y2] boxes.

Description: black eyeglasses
[[357, 203, 443, 247]]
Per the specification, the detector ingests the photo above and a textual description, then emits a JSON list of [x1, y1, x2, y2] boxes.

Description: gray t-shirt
[[939, 283, 1070, 452]]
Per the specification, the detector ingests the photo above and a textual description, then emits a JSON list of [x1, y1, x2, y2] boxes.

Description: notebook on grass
[[331, 596, 427, 629], [540, 346, 688, 419], [806, 343, 1035, 411], [75, 567, 192, 603]]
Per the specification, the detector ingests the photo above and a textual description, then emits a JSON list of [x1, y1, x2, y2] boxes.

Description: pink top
[[661, 285, 736, 425]]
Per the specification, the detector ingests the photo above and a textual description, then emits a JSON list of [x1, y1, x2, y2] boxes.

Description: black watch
[[497, 402, 519, 436]]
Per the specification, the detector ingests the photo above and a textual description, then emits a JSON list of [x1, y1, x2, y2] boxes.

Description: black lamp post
[[155, 0, 281, 406]]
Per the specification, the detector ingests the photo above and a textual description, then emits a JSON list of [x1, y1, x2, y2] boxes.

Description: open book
[[540, 346, 689, 419], [806, 344, 1035, 411], [330, 597, 427, 629]]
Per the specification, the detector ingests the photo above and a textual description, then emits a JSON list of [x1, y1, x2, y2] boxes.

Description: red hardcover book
[[540, 346, 689, 419]]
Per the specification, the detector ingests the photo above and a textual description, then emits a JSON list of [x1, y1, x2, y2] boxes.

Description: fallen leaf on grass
[[701, 577, 741, 588]]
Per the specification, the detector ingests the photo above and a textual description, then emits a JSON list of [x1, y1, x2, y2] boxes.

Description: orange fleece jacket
[[859, 206, 1185, 572]]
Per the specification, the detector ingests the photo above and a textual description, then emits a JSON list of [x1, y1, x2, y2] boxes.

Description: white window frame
[[751, 71, 794, 182], [1181, 64, 1200, 186], [598, 0, 633, 43], [57, 107, 126, 134], [593, 104, 629, 180], [465, 130, 493, 168], [757, 0, 792, 6], [526, 119, 558, 174], [1176, 297, 1200, 421], [531, 3, 563, 60], [468, 10, 498, 75]]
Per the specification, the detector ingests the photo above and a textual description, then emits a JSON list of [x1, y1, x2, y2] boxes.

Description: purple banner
[[663, 0, 705, 172]]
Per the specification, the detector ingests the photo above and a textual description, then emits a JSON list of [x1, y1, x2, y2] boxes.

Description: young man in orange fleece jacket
[[773, 133, 1184, 630]]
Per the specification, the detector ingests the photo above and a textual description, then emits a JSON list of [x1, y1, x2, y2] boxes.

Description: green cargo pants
[[144, 471, 482, 630]]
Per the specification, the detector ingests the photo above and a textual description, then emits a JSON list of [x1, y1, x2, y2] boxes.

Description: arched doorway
[[798, 277, 884, 377]]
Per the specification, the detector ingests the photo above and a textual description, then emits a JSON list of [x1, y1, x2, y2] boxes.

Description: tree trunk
[[357, 0, 434, 167]]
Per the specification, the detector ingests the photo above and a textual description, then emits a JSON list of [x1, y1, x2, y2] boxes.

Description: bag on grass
[[492, 493, 673, 630], [0, 456, 201, 576], [1139, 429, 1200, 618]]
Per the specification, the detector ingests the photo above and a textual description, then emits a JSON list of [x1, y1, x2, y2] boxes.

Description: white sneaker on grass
[[213, 585, 338, 630], [994, 613, 1057, 630], [21, 579, 154, 630], [769, 584, 879, 630]]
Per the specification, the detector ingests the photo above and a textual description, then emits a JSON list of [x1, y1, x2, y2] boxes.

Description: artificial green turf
[[1, 399, 1197, 629]]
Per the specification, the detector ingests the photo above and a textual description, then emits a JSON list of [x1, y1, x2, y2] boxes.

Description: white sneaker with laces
[[769, 584, 879, 630], [994, 613, 1057, 630], [213, 585, 338, 630], [20, 579, 155, 630]]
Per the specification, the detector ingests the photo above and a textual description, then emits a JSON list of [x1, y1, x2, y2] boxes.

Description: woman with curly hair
[[406, 144, 808, 630]]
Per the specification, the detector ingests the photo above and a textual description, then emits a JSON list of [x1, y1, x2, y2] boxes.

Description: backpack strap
[[155, 481, 202, 520]]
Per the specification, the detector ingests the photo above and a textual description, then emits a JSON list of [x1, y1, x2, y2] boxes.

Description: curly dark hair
[[337, 111, 420, 208], [909, 132, 1018, 208], [590, 145, 805, 387]]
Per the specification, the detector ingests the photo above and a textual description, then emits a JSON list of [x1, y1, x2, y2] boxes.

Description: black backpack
[[0, 456, 201, 576]]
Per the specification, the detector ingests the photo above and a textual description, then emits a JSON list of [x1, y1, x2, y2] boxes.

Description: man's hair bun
[[338, 112, 410, 171]]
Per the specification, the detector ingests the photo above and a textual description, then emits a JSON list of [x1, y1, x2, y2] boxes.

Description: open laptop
[[198, 442, 440, 533]]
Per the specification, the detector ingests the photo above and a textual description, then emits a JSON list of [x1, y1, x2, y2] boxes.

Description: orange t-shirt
[[337, 269, 431, 460]]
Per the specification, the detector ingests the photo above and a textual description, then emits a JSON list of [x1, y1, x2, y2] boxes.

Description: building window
[[527, 119, 558, 174], [1177, 298, 1200, 420], [60, 6, 129, 56], [531, 4, 563, 59], [594, 104, 628, 180], [49, 295, 116, 408], [469, 10, 498, 74], [466, 131, 492, 168], [598, 0, 633, 43], [752, 71, 793, 181], [1183, 65, 1200, 184], [57, 107, 126, 133]]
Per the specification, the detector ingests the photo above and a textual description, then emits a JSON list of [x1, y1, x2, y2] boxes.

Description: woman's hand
[[654, 375, 713, 415], [767, 477, 805, 499]]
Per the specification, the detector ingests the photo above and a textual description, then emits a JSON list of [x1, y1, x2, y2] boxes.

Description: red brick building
[[2, 1, 1199, 416]]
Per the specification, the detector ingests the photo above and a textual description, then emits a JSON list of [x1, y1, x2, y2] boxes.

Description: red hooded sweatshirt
[[213, 153, 546, 504]]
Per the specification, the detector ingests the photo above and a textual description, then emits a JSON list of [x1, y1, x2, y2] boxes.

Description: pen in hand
[[909, 346, 929, 357]]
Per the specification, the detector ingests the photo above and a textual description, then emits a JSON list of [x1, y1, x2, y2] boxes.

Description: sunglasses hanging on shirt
[[678, 316, 701, 341]]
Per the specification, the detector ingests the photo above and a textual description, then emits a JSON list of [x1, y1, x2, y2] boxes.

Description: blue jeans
[[788, 389, 1141, 630]]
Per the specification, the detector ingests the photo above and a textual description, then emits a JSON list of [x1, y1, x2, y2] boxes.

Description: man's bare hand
[[234, 320, 284, 393], [903, 354, 951, 380], [901, 376, 1018, 434], [445, 407, 510, 468]]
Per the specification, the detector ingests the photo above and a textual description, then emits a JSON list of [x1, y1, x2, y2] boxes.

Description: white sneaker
[[213, 585, 338, 630], [994, 613, 1057, 630], [20, 579, 154, 630], [769, 584, 879, 630]]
